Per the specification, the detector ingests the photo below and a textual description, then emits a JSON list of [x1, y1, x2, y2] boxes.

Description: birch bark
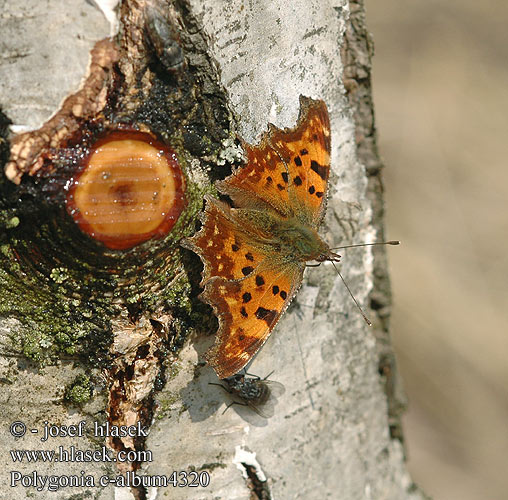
[[0, 1, 425, 498]]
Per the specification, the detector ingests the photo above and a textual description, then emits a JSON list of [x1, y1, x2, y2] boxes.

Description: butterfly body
[[276, 217, 331, 262], [218, 206, 331, 263], [184, 96, 331, 379]]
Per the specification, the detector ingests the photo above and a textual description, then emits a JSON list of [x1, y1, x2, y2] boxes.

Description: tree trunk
[[0, 0, 425, 498]]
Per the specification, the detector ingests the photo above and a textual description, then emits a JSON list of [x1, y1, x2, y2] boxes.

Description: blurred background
[[367, 1, 508, 499]]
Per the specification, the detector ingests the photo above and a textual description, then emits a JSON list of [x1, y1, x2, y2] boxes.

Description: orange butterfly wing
[[218, 96, 331, 227], [183, 195, 304, 379], [183, 196, 269, 283], [202, 261, 304, 379]]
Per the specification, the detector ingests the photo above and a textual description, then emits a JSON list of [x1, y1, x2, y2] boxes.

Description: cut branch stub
[[66, 130, 186, 250]]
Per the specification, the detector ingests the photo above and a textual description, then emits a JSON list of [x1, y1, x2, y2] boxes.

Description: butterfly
[[210, 371, 285, 418], [183, 95, 337, 379]]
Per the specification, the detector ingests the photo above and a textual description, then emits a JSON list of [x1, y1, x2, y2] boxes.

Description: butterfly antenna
[[331, 240, 400, 251], [330, 260, 372, 326]]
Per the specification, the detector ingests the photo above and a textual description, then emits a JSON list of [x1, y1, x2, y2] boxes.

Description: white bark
[[0, 0, 423, 498]]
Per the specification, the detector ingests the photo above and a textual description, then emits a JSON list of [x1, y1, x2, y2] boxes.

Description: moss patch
[[65, 374, 92, 405]]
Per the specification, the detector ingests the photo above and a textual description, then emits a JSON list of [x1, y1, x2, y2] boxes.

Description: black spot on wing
[[310, 160, 327, 180], [294, 176, 302, 186], [281, 172, 289, 183], [309, 185, 315, 194], [294, 156, 302, 166], [255, 307, 277, 325], [272, 285, 279, 295], [240, 307, 248, 318], [242, 292, 252, 303], [232, 243, 240, 252], [245, 252, 254, 261], [280, 290, 287, 300], [242, 266, 254, 276], [255, 275, 265, 286]]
